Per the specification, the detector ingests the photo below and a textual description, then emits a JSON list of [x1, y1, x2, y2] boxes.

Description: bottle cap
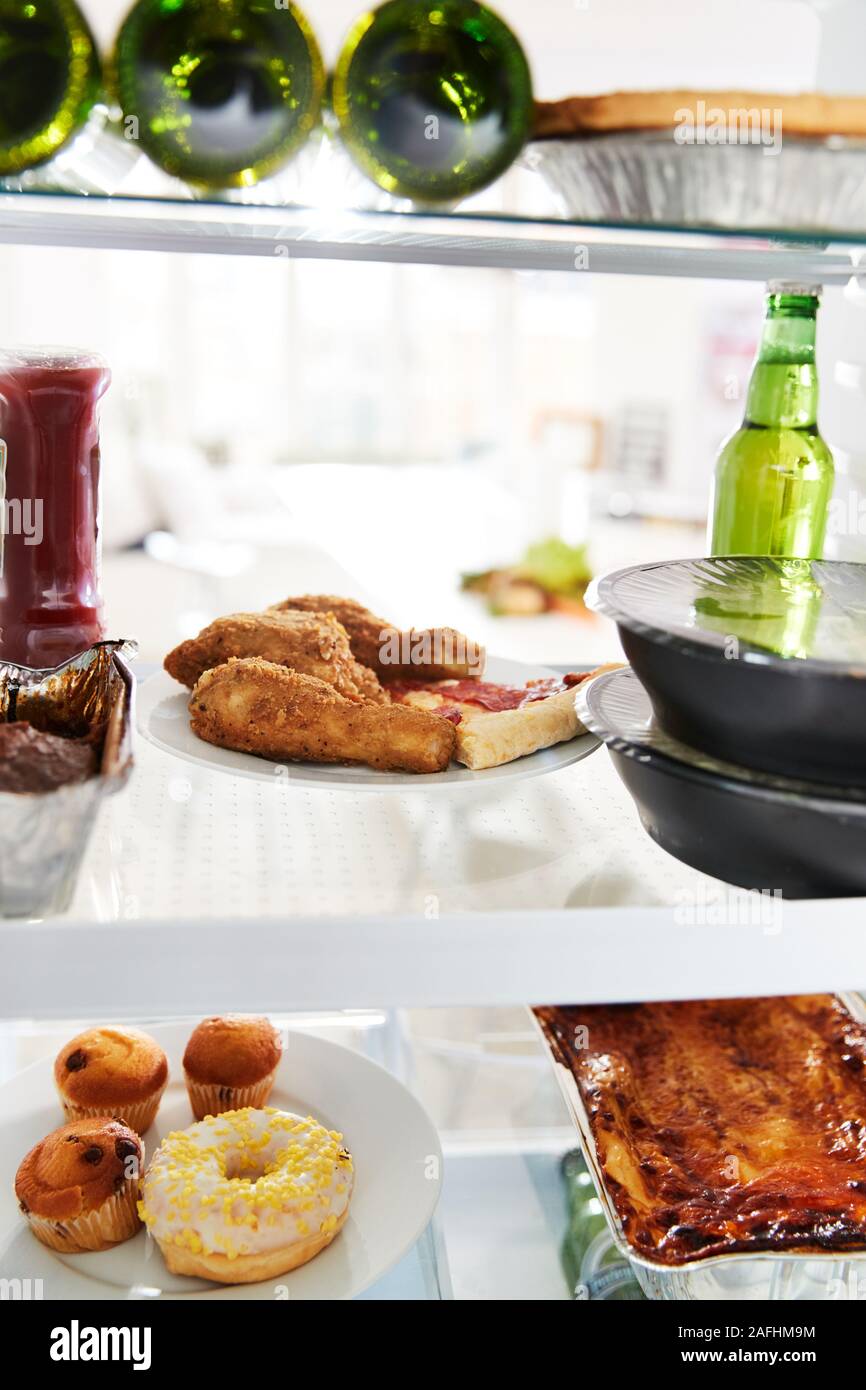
[[766, 281, 822, 297]]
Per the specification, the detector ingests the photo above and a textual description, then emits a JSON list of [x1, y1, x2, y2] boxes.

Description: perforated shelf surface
[[1, 731, 862, 1018]]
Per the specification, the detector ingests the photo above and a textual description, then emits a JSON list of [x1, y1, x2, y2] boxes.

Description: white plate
[[136, 656, 600, 789], [0, 1024, 442, 1301]]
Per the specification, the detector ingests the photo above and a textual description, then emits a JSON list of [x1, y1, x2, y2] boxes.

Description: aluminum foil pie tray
[[524, 133, 866, 235]]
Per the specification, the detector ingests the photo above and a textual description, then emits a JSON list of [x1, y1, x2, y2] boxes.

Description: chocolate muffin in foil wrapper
[[0, 641, 135, 918]]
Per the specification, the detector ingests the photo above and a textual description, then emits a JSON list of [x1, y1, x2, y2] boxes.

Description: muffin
[[183, 1015, 282, 1120], [16, 1117, 143, 1253], [54, 1027, 168, 1134]]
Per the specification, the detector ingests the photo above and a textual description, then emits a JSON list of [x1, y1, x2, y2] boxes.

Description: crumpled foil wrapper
[[0, 641, 135, 918], [524, 133, 866, 234]]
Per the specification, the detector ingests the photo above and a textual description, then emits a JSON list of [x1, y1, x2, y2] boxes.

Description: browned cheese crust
[[536, 995, 866, 1265]]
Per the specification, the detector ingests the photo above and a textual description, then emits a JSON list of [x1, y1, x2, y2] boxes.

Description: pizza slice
[[387, 664, 619, 770]]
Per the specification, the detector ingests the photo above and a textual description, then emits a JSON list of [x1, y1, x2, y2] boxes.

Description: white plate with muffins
[[0, 1016, 443, 1300]]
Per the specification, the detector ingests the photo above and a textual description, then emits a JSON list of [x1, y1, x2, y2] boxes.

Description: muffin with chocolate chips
[[54, 1027, 168, 1134], [15, 1117, 143, 1252]]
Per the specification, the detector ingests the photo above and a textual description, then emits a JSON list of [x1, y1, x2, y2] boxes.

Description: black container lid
[[588, 557, 866, 676]]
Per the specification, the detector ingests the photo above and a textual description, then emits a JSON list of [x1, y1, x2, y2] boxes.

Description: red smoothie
[[0, 349, 110, 668]]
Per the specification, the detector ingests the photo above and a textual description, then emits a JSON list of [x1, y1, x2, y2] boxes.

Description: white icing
[[141, 1108, 353, 1260]]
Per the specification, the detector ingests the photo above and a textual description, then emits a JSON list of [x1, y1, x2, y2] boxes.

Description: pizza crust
[[454, 686, 585, 770], [389, 663, 622, 770], [533, 91, 866, 140]]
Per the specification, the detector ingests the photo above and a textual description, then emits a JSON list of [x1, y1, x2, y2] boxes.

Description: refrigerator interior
[[2, 0, 866, 1306]]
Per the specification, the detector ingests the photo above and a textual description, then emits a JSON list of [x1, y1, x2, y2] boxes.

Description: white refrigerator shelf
[[0, 738, 862, 1017]]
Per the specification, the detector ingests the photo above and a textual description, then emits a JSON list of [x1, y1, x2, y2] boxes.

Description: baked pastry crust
[[455, 686, 583, 769], [534, 91, 866, 140], [392, 664, 619, 770]]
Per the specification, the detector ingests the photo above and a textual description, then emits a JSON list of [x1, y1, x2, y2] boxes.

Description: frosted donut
[[139, 1107, 353, 1285]]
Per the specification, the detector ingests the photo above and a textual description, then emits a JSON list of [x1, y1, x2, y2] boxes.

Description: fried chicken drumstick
[[190, 658, 457, 774], [165, 610, 385, 703], [270, 595, 485, 682]]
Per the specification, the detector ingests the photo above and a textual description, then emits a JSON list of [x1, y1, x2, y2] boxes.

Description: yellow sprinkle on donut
[[139, 1108, 354, 1261]]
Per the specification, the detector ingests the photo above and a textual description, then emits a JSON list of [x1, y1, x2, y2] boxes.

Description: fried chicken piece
[[189, 658, 456, 774], [165, 611, 386, 703], [269, 594, 485, 682]]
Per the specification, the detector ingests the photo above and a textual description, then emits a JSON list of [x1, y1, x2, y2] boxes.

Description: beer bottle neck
[[745, 294, 819, 429]]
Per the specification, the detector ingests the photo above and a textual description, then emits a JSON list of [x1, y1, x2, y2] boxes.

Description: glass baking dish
[[535, 993, 866, 1301]]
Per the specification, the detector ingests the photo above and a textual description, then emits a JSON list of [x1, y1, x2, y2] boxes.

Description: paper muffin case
[[26, 1179, 142, 1254], [184, 1067, 279, 1121], [59, 1086, 166, 1136]]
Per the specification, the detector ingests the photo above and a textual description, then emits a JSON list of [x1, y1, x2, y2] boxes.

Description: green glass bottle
[[0, 0, 100, 176], [111, 0, 324, 189], [560, 1150, 644, 1301], [709, 283, 834, 559], [693, 559, 825, 660], [332, 0, 533, 203]]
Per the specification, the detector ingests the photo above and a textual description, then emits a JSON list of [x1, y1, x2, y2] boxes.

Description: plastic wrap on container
[[525, 133, 866, 235], [0, 642, 135, 918]]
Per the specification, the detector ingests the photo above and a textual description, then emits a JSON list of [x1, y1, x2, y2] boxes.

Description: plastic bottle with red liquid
[[0, 348, 110, 669]]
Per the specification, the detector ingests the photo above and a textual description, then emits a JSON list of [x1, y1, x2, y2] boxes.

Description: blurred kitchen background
[[8, 0, 866, 664]]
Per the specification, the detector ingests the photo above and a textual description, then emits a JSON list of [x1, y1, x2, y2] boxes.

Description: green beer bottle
[[693, 558, 825, 661], [332, 0, 533, 203], [111, 0, 324, 189], [0, 0, 100, 175], [709, 283, 834, 559], [560, 1150, 644, 1300]]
